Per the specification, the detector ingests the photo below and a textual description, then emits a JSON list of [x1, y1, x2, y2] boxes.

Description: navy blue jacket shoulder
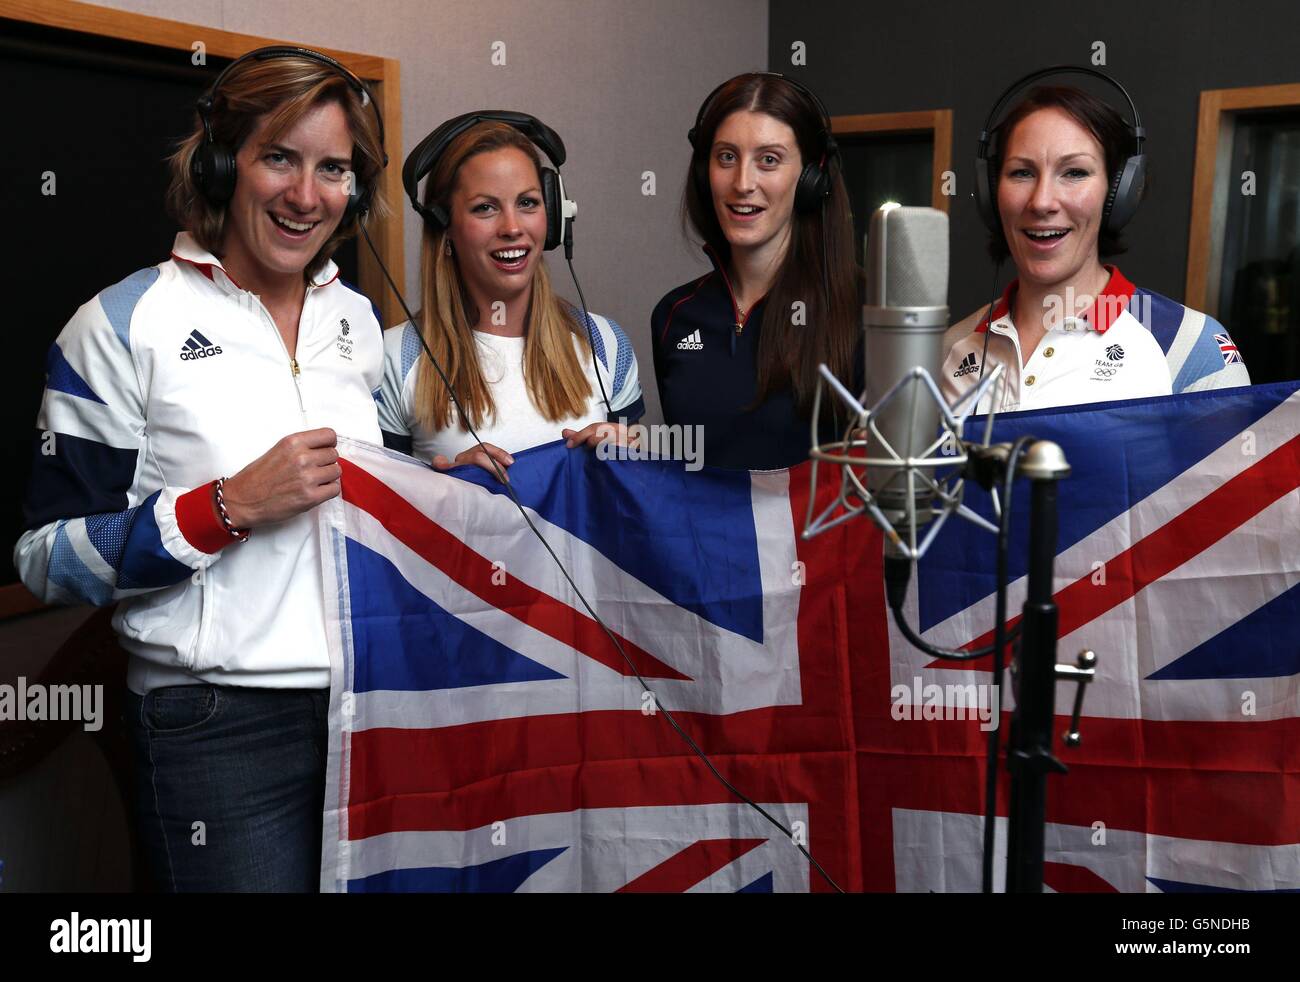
[[652, 257, 859, 471]]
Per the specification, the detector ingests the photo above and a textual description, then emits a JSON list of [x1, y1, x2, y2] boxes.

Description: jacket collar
[[976, 265, 1136, 335], [702, 242, 726, 273], [170, 231, 340, 293], [702, 243, 768, 324]]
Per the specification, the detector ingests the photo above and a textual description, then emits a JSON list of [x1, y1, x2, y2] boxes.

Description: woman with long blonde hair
[[379, 114, 642, 475]]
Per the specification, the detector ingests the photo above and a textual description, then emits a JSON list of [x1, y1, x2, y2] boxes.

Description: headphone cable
[[975, 259, 1004, 399], [562, 219, 614, 419]]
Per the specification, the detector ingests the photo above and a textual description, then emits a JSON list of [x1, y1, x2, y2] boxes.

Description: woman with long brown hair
[[379, 114, 642, 475], [652, 72, 861, 471]]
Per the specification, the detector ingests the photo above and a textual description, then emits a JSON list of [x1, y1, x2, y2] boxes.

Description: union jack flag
[[1215, 333, 1241, 365], [318, 437, 876, 892], [890, 380, 1300, 892], [318, 380, 1300, 892]]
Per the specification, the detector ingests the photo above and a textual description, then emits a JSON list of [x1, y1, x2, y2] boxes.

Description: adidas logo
[[677, 329, 703, 351], [179, 329, 223, 361], [952, 352, 979, 378]]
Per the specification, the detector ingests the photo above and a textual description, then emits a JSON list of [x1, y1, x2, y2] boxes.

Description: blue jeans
[[125, 685, 328, 892]]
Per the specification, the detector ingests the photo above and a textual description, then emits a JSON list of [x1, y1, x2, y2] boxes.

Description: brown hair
[[986, 84, 1144, 262], [683, 73, 861, 416], [412, 121, 592, 431], [165, 53, 388, 281]]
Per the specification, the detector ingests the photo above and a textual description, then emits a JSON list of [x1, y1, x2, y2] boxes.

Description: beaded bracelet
[[214, 477, 250, 542]]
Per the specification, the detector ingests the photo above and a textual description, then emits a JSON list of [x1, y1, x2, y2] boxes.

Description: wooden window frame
[[0, 0, 405, 619], [830, 108, 954, 212], [1185, 82, 1300, 313]]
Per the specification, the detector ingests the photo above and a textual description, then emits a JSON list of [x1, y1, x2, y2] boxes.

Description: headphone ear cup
[[973, 154, 1001, 236], [1103, 154, 1146, 234], [794, 160, 829, 213], [540, 167, 562, 251], [193, 141, 237, 205]]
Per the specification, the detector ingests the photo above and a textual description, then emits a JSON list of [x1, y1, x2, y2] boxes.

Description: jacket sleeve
[[602, 316, 645, 423], [650, 292, 674, 421], [14, 275, 236, 606], [376, 322, 416, 455], [1171, 312, 1252, 393]]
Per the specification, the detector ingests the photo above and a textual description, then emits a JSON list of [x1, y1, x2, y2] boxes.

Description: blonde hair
[[413, 122, 592, 431], [166, 53, 389, 282]]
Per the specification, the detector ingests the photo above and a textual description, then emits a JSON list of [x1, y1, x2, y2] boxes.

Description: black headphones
[[688, 72, 839, 214], [402, 111, 576, 252], [974, 65, 1146, 237], [191, 45, 388, 220]]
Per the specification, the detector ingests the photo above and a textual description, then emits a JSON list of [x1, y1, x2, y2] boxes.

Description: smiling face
[[708, 109, 802, 265], [997, 106, 1110, 291], [446, 146, 547, 316], [220, 99, 354, 291]]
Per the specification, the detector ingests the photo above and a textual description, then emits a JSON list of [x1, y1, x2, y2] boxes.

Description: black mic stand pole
[[1003, 440, 1071, 892]]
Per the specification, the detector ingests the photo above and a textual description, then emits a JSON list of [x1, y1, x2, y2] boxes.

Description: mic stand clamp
[[963, 441, 1014, 492], [1056, 649, 1097, 747]]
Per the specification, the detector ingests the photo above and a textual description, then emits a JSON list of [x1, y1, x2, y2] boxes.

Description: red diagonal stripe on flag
[[931, 432, 1300, 668], [340, 458, 691, 681], [1043, 861, 1120, 892], [616, 838, 766, 892]]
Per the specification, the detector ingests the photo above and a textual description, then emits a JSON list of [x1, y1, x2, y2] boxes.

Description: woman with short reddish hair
[[943, 80, 1249, 414]]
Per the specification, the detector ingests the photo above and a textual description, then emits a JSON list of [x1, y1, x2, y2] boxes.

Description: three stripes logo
[[179, 329, 223, 361], [952, 352, 979, 378], [677, 329, 704, 351]]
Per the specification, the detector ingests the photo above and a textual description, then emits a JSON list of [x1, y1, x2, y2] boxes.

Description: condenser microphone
[[862, 203, 950, 545]]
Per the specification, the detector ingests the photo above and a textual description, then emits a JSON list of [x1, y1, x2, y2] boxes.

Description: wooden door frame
[[1185, 82, 1300, 313], [831, 108, 954, 212]]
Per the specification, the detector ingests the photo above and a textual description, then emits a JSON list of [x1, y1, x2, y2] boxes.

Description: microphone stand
[[1000, 441, 1070, 893], [967, 439, 1101, 892], [808, 365, 1096, 892]]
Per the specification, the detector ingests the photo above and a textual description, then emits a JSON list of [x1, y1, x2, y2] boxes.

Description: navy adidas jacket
[[652, 250, 858, 470]]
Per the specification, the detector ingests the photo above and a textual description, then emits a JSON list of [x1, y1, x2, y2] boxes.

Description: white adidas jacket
[[14, 232, 384, 693]]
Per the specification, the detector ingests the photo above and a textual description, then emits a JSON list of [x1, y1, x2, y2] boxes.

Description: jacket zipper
[[711, 261, 762, 356], [251, 290, 310, 416]]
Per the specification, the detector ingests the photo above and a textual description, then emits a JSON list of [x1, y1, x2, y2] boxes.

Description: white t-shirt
[[377, 311, 644, 463], [941, 267, 1249, 414]]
